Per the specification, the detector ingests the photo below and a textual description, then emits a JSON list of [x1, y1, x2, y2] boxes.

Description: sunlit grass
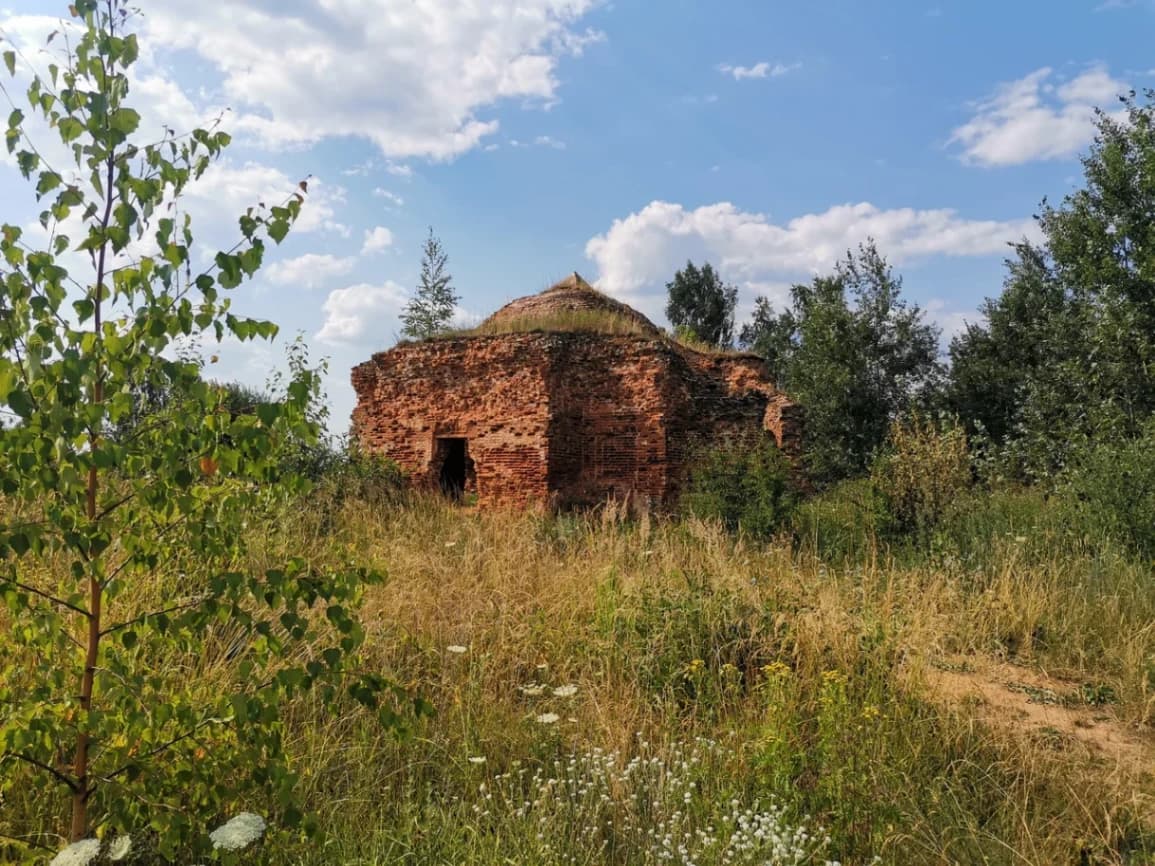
[[4, 489, 1154, 864]]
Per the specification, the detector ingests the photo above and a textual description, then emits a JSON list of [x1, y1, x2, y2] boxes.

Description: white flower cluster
[[209, 812, 267, 851], [470, 737, 845, 865], [49, 836, 132, 866], [520, 676, 578, 724], [48, 813, 269, 863], [49, 839, 102, 866]]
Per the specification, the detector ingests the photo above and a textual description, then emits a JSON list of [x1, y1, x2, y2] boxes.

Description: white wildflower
[[520, 684, 546, 696], [468, 756, 487, 764], [49, 840, 101, 866], [209, 812, 267, 851], [552, 684, 578, 698], [107, 836, 132, 861], [535, 712, 560, 725], [447, 645, 468, 654]]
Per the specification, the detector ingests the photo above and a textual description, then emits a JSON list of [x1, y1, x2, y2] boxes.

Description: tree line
[[666, 90, 1155, 487]]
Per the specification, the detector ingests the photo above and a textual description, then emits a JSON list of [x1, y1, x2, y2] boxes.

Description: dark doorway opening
[[437, 437, 472, 500]]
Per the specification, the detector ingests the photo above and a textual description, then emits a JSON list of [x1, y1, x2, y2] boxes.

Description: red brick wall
[[351, 333, 804, 508], [352, 336, 553, 506], [545, 337, 673, 507]]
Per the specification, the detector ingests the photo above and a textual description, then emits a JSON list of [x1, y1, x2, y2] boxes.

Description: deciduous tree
[[741, 242, 941, 484], [948, 90, 1155, 475], [0, 3, 399, 857], [665, 260, 738, 349]]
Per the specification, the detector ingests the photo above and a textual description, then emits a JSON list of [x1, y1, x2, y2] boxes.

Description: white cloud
[[361, 226, 394, 255], [141, 0, 604, 160], [184, 161, 347, 238], [266, 253, 356, 290], [553, 27, 606, 56], [923, 299, 975, 341], [342, 160, 376, 177], [717, 61, 799, 81], [372, 188, 405, 207], [451, 307, 484, 329], [509, 135, 567, 149], [585, 199, 1039, 319], [950, 66, 1127, 166], [0, 13, 223, 171], [317, 281, 409, 344], [386, 162, 414, 178]]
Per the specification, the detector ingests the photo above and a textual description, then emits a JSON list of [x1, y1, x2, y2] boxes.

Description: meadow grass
[[3, 489, 1154, 864], [270, 493, 1154, 865]]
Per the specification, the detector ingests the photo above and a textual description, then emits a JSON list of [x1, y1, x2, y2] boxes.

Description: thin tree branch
[[0, 831, 57, 854], [3, 752, 79, 792], [98, 716, 218, 784], [100, 595, 207, 637], [0, 577, 90, 617]]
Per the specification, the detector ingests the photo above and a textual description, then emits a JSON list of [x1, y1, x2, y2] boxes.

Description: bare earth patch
[[922, 656, 1155, 819]]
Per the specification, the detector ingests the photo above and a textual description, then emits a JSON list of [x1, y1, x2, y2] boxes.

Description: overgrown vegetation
[[684, 437, 799, 539], [451, 306, 657, 339], [948, 91, 1155, 478], [666, 260, 739, 350], [739, 242, 942, 486], [6, 486, 1150, 864], [400, 227, 459, 340]]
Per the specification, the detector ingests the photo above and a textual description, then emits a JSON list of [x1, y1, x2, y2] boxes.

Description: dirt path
[[921, 656, 1155, 819]]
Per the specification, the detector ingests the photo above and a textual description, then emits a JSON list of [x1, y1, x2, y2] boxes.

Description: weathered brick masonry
[[351, 275, 802, 508]]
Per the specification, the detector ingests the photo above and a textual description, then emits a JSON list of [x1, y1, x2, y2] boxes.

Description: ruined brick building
[[351, 273, 802, 508]]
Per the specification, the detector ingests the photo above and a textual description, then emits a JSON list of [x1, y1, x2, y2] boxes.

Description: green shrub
[[792, 478, 892, 562], [1063, 423, 1155, 560], [871, 414, 971, 540], [319, 445, 407, 506], [683, 437, 799, 539]]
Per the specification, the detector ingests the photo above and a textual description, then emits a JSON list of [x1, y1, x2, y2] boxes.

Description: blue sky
[[1, 0, 1152, 429]]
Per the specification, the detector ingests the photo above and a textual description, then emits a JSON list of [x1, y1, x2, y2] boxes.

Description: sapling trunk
[[70, 134, 115, 843]]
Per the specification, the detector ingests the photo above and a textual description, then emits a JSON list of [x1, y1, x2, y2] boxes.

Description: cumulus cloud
[[717, 61, 799, 81], [361, 226, 394, 255], [266, 253, 356, 290], [585, 199, 1039, 319], [141, 0, 604, 160], [317, 281, 409, 344], [950, 66, 1127, 166]]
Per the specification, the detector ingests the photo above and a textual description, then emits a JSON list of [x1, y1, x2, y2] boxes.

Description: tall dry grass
[[3, 490, 1153, 864], [265, 493, 1155, 865]]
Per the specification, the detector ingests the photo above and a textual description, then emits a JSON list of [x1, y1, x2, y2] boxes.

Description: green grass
[[3, 488, 1154, 864], [423, 308, 754, 359], [439, 307, 657, 339]]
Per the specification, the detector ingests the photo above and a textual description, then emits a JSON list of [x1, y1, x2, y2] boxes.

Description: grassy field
[[4, 486, 1155, 864], [279, 488, 1154, 865]]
